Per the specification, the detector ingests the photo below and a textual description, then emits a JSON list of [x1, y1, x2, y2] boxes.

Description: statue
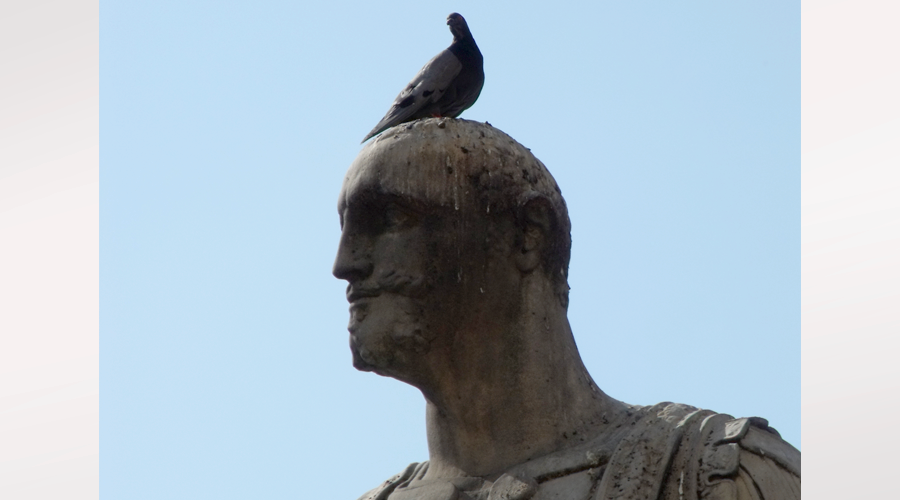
[[332, 119, 800, 500]]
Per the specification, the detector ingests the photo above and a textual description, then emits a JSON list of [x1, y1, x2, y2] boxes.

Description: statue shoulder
[[690, 414, 800, 500], [355, 462, 428, 500], [597, 403, 799, 500], [351, 406, 799, 500]]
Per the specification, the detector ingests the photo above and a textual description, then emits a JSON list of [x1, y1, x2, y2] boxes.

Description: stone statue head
[[333, 119, 574, 395]]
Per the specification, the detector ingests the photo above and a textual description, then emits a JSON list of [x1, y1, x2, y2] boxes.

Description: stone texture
[[334, 119, 800, 500]]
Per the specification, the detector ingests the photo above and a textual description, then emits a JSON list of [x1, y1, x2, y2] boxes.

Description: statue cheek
[[371, 232, 430, 285]]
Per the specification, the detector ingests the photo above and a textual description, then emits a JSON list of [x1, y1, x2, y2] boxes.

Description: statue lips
[[346, 286, 380, 303], [346, 287, 383, 339], [347, 287, 380, 315]]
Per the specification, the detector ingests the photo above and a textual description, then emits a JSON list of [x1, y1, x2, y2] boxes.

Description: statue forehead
[[338, 119, 555, 215], [339, 142, 468, 212]]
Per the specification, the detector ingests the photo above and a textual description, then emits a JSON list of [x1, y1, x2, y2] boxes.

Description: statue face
[[334, 195, 428, 375], [333, 160, 467, 384], [332, 125, 561, 388]]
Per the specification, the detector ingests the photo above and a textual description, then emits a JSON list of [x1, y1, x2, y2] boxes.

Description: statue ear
[[515, 195, 553, 273]]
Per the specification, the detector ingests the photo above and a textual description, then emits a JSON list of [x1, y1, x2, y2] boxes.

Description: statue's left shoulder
[[694, 416, 800, 500]]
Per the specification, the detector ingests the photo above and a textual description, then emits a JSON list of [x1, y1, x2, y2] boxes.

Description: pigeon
[[361, 13, 484, 143]]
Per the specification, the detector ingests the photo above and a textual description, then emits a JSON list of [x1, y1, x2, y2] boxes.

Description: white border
[[0, 1, 99, 498], [801, 0, 900, 495]]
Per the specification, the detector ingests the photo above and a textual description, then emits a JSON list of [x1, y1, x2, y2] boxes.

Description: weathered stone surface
[[488, 474, 538, 500], [333, 118, 799, 500]]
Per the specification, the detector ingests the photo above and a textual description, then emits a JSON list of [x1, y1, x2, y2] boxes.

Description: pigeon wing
[[362, 49, 463, 143]]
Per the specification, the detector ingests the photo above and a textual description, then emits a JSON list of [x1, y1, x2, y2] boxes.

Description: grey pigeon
[[361, 13, 484, 143]]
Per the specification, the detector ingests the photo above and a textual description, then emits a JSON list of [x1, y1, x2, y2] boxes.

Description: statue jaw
[[347, 292, 431, 376]]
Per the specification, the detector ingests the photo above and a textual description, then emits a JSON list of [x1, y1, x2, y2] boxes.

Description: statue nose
[[332, 231, 373, 282]]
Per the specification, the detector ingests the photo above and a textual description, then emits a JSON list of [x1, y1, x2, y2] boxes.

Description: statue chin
[[347, 331, 368, 367], [348, 329, 392, 372], [349, 324, 431, 377], [347, 294, 432, 375]]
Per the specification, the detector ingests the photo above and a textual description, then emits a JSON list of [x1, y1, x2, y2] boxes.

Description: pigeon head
[[447, 13, 472, 41]]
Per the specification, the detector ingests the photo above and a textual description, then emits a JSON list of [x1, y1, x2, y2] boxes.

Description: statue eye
[[383, 205, 411, 229]]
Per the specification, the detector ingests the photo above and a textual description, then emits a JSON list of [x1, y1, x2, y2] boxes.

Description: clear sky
[[101, 2, 798, 498]]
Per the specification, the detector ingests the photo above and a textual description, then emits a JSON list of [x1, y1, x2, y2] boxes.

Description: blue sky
[[101, 2, 798, 498]]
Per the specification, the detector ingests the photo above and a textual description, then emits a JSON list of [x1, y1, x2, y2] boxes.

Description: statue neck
[[419, 279, 628, 479]]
